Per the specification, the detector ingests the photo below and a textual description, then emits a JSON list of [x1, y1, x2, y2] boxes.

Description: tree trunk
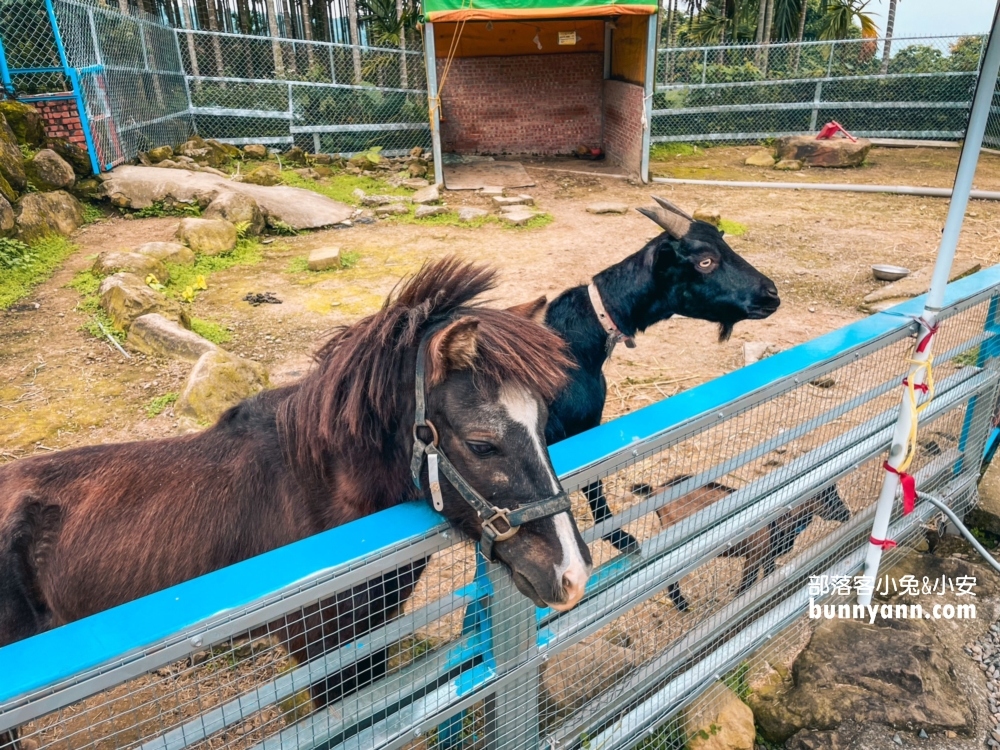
[[302, 0, 316, 71], [267, 0, 285, 76], [396, 0, 408, 87], [204, 0, 225, 77], [236, 0, 250, 34], [753, 0, 767, 64], [347, 0, 362, 82], [879, 0, 897, 74], [792, 0, 807, 71], [760, 0, 774, 74]]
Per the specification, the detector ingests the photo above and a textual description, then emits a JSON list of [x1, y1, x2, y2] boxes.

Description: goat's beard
[[718, 321, 735, 342]]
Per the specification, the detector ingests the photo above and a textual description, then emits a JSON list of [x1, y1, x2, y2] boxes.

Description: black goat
[[515, 197, 781, 553], [633, 475, 851, 610]]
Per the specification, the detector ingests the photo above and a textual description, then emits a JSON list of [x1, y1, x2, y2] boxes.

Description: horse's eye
[[466, 441, 496, 457], [698, 258, 715, 270]]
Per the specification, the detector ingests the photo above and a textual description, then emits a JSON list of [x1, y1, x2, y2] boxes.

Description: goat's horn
[[651, 195, 695, 221], [636, 206, 692, 238]]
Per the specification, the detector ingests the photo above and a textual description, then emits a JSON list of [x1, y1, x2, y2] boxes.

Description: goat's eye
[[698, 258, 715, 270], [466, 441, 496, 457]]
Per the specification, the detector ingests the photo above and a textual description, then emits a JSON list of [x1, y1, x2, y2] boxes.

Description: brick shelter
[[423, 0, 657, 179]]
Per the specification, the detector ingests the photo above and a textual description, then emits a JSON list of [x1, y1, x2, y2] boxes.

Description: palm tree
[[347, 0, 362, 82], [818, 0, 879, 41], [879, 0, 897, 73], [793, 0, 808, 70]]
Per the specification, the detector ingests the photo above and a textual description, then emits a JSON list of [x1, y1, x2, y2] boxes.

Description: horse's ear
[[507, 295, 547, 323], [427, 316, 480, 385]]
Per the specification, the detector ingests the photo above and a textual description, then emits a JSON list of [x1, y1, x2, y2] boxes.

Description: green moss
[[649, 142, 700, 160], [189, 318, 231, 344], [0, 235, 77, 310], [719, 218, 748, 236], [164, 238, 264, 300], [146, 392, 178, 417], [81, 203, 105, 224], [280, 170, 410, 206]]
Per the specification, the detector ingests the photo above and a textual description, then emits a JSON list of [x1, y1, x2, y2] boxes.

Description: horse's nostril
[[562, 568, 588, 601], [765, 285, 780, 299]]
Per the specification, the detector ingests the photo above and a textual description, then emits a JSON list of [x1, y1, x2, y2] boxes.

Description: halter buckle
[[482, 506, 519, 542]]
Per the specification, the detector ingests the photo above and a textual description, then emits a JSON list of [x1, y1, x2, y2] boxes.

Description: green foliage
[[133, 201, 201, 219], [340, 250, 362, 269], [719, 218, 748, 236], [817, 0, 879, 42], [268, 219, 298, 236], [286, 257, 310, 273], [81, 202, 105, 224], [164, 238, 264, 300], [82, 308, 126, 344], [952, 346, 980, 367], [68, 270, 102, 296], [0, 235, 76, 310], [279, 170, 410, 206], [889, 44, 946, 73], [631, 715, 686, 750], [19, 143, 37, 160], [950, 36, 984, 72], [146, 392, 178, 418], [723, 661, 753, 701], [190, 318, 232, 344]]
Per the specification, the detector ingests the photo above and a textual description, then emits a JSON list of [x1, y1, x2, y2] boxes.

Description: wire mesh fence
[[652, 35, 986, 145], [0, 0, 70, 95], [2, 269, 999, 750]]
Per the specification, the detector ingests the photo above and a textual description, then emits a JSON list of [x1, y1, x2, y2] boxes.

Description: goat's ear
[[507, 295, 547, 323], [427, 316, 479, 385]]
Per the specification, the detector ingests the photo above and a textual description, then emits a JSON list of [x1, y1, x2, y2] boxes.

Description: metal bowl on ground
[[871, 264, 910, 282]]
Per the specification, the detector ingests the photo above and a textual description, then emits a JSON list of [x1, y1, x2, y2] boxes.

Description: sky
[[885, 0, 996, 38]]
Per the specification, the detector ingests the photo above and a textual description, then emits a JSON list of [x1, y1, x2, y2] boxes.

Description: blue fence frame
[[3, 264, 1000, 721]]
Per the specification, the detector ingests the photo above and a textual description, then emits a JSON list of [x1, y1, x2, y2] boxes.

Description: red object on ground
[[815, 121, 857, 142]]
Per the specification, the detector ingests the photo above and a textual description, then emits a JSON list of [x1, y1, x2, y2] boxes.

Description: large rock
[[243, 163, 281, 186], [282, 146, 307, 165], [135, 241, 195, 266], [0, 195, 13, 237], [99, 272, 190, 329], [127, 313, 217, 361], [176, 217, 237, 255], [457, 206, 489, 222], [45, 138, 92, 178], [0, 101, 45, 147], [14, 190, 83, 242], [25, 149, 76, 191], [147, 145, 173, 163], [203, 191, 264, 235], [776, 135, 872, 168], [411, 185, 440, 204], [177, 135, 234, 168], [100, 166, 353, 230], [243, 144, 268, 159], [176, 349, 269, 424], [92, 251, 169, 281], [684, 684, 755, 750], [744, 149, 776, 167], [541, 634, 637, 714], [0, 113, 27, 200], [414, 205, 448, 219], [861, 259, 981, 313]]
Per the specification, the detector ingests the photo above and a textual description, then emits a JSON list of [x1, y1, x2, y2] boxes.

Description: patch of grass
[[146, 392, 178, 418], [340, 250, 361, 268], [286, 257, 310, 273], [649, 142, 700, 160], [631, 716, 686, 750], [164, 238, 264, 300], [723, 661, 752, 702], [719, 218, 748, 236], [0, 235, 77, 310], [132, 201, 201, 219], [280, 170, 409, 206], [68, 270, 102, 296], [393, 206, 553, 230], [268, 219, 298, 236], [953, 346, 980, 367], [190, 318, 231, 344], [81, 307, 126, 344], [81, 202, 105, 224]]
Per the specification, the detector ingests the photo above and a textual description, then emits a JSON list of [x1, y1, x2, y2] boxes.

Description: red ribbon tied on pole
[[883, 461, 916, 514], [870, 535, 897, 550]]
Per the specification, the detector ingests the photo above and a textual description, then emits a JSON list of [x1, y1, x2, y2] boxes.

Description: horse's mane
[[277, 256, 572, 475]]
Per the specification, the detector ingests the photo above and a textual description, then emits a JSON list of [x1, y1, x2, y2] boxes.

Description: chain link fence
[[652, 35, 985, 145], [0, 0, 69, 95], [2, 269, 999, 750]]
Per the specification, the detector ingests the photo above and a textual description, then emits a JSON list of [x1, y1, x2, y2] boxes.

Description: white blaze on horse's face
[[498, 385, 592, 611]]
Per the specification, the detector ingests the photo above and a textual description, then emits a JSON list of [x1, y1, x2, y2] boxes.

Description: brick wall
[[26, 97, 88, 149], [602, 80, 644, 175], [438, 53, 604, 156]]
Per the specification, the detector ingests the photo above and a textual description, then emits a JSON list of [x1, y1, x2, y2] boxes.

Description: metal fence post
[[640, 14, 657, 183], [423, 22, 444, 188], [701, 48, 707, 85], [0, 31, 13, 96], [809, 80, 823, 132], [173, 28, 196, 135], [485, 561, 539, 750]]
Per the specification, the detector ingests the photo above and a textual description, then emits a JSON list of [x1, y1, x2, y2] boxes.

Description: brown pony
[[0, 257, 593, 712]]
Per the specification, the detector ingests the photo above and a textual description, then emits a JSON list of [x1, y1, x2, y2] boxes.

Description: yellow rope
[[896, 350, 935, 475], [428, 0, 474, 130]]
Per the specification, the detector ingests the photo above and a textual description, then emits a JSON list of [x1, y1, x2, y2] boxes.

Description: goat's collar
[[587, 282, 636, 354]]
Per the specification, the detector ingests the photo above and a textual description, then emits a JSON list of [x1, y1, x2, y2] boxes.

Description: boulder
[[311, 153, 332, 165], [92, 251, 169, 281], [499, 207, 537, 226], [127, 313, 217, 361], [46, 138, 93, 177], [135, 241, 195, 266], [586, 202, 628, 215], [25, 149, 76, 191], [861, 259, 981, 313], [283, 146, 308, 165], [402, 178, 430, 189], [176, 217, 237, 255], [72, 177, 102, 200], [693, 207, 722, 227], [307, 246, 340, 271], [147, 145, 174, 163], [0, 195, 14, 237], [99, 272, 190, 329], [493, 195, 533, 207], [0, 101, 45, 147], [744, 149, 776, 167], [375, 203, 408, 217], [243, 144, 268, 159], [293, 167, 320, 180], [408, 160, 428, 178], [411, 185, 440, 205], [457, 207, 489, 222], [242, 162, 282, 186], [776, 135, 872, 168], [362, 193, 407, 206], [683, 684, 755, 750], [176, 349, 268, 424], [178, 135, 234, 168], [14, 190, 83, 242], [415, 205, 448, 219], [541, 634, 637, 713], [203, 191, 264, 235], [774, 159, 803, 171], [0, 113, 27, 200], [100, 166, 353, 230]]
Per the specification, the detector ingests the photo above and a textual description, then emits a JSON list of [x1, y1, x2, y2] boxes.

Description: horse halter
[[409, 328, 573, 562]]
